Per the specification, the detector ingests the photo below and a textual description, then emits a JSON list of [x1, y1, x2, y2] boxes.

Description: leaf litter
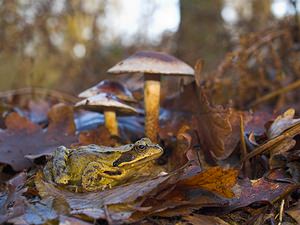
[[2, 24, 300, 225]]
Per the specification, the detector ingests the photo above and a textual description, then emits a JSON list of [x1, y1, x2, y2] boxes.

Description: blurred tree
[[176, 0, 230, 71]]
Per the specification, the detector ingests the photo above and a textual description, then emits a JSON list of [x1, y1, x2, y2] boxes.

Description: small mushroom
[[75, 93, 137, 136], [78, 80, 136, 103], [107, 51, 194, 142]]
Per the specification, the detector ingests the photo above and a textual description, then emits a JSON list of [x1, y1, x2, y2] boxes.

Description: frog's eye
[[136, 144, 146, 152], [139, 145, 145, 149]]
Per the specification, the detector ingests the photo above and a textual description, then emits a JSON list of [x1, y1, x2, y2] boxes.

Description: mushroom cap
[[75, 93, 137, 115], [107, 51, 194, 76], [78, 80, 136, 102]]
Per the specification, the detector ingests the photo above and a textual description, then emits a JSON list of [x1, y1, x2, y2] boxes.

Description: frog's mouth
[[113, 147, 163, 167]]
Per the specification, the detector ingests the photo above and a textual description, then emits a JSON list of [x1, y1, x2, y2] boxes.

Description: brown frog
[[43, 138, 164, 191]]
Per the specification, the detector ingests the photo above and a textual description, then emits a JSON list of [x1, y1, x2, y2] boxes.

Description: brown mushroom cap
[[75, 93, 137, 115], [78, 80, 136, 102], [107, 51, 194, 76]]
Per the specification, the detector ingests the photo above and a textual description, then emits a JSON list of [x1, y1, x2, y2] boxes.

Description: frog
[[43, 138, 164, 192]]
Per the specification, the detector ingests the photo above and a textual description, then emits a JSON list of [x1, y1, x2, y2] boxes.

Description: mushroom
[[75, 93, 137, 136], [78, 80, 136, 103], [107, 51, 194, 142]]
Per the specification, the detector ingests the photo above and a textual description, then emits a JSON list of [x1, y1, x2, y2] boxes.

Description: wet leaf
[[0, 104, 77, 171]]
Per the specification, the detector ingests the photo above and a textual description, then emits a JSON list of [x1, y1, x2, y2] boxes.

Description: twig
[[248, 79, 300, 107], [245, 31, 288, 56], [240, 115, 250, 177], [278, 199, 285, 225]]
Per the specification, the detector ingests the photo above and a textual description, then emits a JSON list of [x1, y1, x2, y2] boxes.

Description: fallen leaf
[[159, 111, 192, 140], [227, 170, 299, 211], [243, 121, 300, 162], [268, 109, 300, 139], [245, 111, 274, 135], [0, 104, 77, 171], [130, 166, 233, 221], [58, 215, 93, 225], [47, 103, 76, 135], [34, 171, 173, 222], [131, 187, 228, 222], [4, 112, 40, 133], [16, 198, 58, 225], [167, 126, 194, 171], [286, 202, 300, 224], [193, 85, 250, 160], [0, 172, 27, 224], [179, 167, 238, 198], [269, 137, 295, 169], [183, 214, 229, 225], [78, 126, 118, 146]]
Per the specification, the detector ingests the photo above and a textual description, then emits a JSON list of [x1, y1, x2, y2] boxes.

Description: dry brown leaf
[[47, 103, 76, 135], [268, 108, 300, 139], [193, 86, 250, 160], [183, 215, 229, 225], [5, 112, 40, 133], [286, 202, 300, 224], [78, 126, 118, 146], [227, 170, 299, 211], [269, 137, 295, 169], [179, 167, 238, 198], [167, 126, 195, 171], [34, 171, 173, 222], [0, 104, 77, 171], [243, 121, 300, 162], [163, 81, 250, 160]]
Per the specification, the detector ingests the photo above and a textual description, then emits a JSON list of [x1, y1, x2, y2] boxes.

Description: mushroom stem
[[104, 110, 118, 136], [144, 75, 161, 143]]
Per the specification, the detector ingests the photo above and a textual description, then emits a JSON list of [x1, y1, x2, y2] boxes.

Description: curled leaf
[[268, 108, 300, 139]]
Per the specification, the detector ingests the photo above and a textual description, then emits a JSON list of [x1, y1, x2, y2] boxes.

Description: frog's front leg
[[52, 146, 71, 184], [82, 162, 123, 191]]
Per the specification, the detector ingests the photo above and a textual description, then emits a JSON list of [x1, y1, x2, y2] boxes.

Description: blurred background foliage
[[0, 0, 298, 96]]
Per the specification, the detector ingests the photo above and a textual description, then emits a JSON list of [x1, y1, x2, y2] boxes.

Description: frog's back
[[67, 146, 122, 183]]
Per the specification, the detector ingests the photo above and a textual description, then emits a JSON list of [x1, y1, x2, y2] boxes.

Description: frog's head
[[113, 138, 163, 167]]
